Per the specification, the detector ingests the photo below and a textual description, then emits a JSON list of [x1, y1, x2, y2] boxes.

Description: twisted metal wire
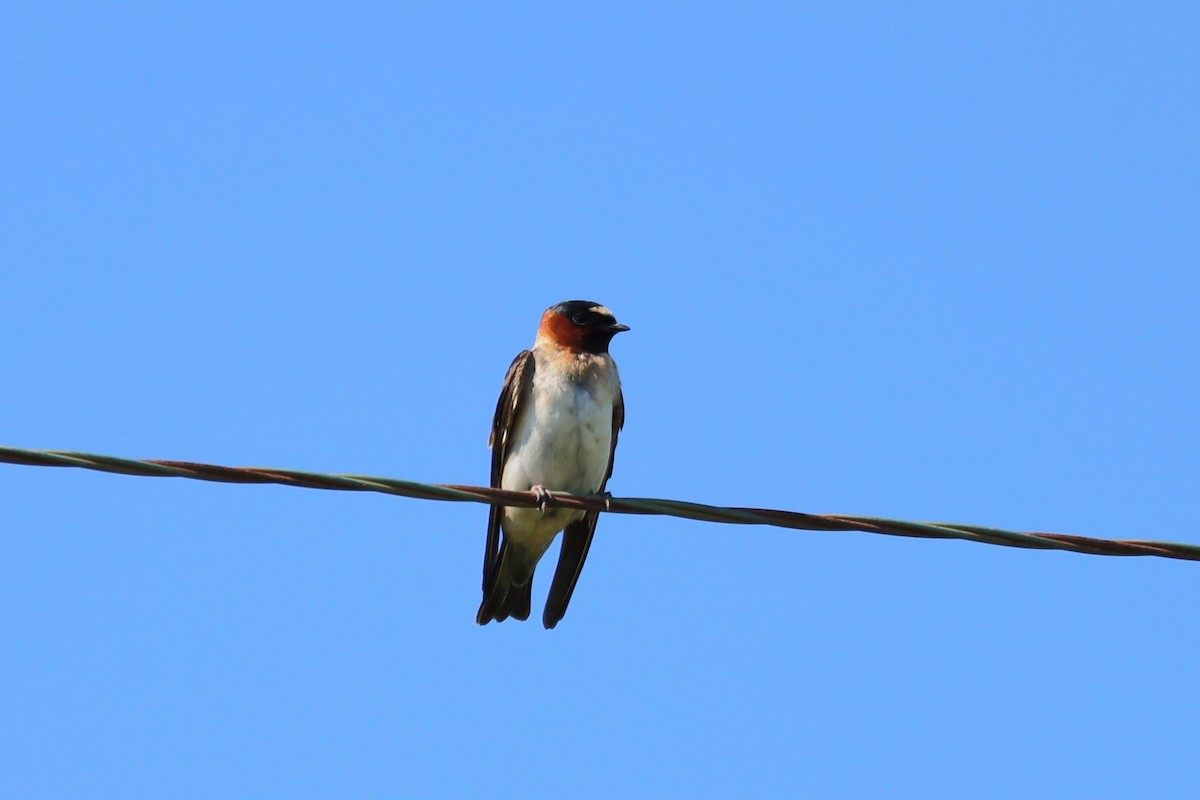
[[2, 445, 1197, 562]]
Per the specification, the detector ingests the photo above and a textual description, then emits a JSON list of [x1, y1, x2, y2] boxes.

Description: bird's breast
[[501, 366, 617, 498]]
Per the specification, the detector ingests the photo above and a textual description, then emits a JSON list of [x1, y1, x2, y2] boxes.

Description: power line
[[2, 445, 1196, 562]]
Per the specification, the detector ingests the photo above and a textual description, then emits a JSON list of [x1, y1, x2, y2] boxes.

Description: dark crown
[[549, 300, 617, 329]]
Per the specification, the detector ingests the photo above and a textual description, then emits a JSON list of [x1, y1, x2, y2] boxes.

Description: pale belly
[[500, 380, 614, 551]]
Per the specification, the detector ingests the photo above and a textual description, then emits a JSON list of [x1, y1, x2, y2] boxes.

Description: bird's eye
[[571, 312, 590, 325]]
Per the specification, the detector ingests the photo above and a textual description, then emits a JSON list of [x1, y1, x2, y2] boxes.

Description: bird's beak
[[606, 323, 631, 334]]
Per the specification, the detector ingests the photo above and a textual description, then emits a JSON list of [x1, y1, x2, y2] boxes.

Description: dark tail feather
[[476, 579, 532, 624], [476, 543, 534, 624], [543, 515, 597, 629]]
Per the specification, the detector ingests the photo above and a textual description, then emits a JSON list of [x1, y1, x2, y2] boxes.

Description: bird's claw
[[598, 490, 613, 512], [530, 485, 554, 516]]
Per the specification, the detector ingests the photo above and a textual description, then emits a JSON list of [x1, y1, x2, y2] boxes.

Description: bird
[[476, 300, 628, 629]]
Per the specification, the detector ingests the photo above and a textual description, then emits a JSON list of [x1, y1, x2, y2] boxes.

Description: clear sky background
[[3, 4, 1198, 798]]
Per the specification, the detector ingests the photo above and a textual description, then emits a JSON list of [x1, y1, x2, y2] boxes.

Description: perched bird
[[477, 300, 628, 629]]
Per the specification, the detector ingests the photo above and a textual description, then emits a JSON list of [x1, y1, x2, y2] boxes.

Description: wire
[[2, 445, 1197, 562]]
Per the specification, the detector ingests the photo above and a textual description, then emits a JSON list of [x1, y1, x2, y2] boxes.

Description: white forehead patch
[[589, 305, 614, 317]]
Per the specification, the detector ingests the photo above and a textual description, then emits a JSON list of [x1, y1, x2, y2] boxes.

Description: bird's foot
[[530, 485, 554, 516], [592, 490, 614, 511]]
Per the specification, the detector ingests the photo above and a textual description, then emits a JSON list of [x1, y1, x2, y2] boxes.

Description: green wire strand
[[1, 445, 1196, 562]]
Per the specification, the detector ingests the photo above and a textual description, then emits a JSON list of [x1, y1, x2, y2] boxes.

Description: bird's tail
[[476, 543, 534, 624]]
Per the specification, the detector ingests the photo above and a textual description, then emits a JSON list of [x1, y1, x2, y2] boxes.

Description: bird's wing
[[483, 350, 536, 590], [543, 386, 624, 629]]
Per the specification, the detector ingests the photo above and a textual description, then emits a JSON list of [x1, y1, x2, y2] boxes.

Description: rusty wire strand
[[2, 445, 1197, 562]]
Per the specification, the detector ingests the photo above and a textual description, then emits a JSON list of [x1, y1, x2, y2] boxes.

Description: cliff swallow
[[476, 300, 628, 629]]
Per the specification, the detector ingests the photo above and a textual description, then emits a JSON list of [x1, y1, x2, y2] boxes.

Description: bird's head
[[536, 300, 630, 354]]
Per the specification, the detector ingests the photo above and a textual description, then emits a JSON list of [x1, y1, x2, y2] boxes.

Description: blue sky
[[2, 3, 1197, 797]]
